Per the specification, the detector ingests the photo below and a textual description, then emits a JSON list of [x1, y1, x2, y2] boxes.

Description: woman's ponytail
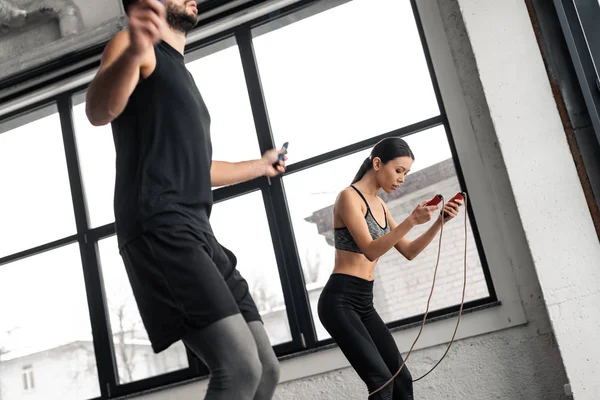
[[351, 157, 372, 184]]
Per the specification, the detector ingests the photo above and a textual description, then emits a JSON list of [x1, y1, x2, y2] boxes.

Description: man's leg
[[211, 240, 281, 399], [247, 321, 281, 400], [120, 226, 264, 399], [183, 314, 262, 400]]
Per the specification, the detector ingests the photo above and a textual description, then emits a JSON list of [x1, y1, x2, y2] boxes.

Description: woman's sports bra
[[334, 185, 391, 254]]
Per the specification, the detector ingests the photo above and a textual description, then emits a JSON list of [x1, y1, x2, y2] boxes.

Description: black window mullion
[[0, 234, 78, 267], [259, 180, 309, 351], [235, 28, 275, 153], [57, 95, 118, 397], [236, 28, 317, 349]]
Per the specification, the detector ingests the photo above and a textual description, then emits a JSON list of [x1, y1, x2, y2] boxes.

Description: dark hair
[[123, 0, 137, 12], [351, 137, 414, 184]]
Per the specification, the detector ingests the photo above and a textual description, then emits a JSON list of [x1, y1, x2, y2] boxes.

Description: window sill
[[276, 300, 501, 364], [276, 300, 524, 384], [113, 300, 524, 400]]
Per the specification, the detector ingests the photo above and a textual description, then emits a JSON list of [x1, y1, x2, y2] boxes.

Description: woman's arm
[[336, 190, 438, 262], [385, 199, 462, 260]]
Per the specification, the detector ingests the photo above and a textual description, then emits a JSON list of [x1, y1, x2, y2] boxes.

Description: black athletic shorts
[[119, 224, 262, 353]]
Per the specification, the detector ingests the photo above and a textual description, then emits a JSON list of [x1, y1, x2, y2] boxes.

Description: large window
[[98, 236, 189, 384], [0, 0, 496, 398], [283, 126, 489, 340], [211, 192, 293, 345], [253, 0, 439, 162], [252, 0, 492, 342], [72, 97, 116, 228], [0, 244, 101, 400], [185, 39, 261, 164], [0, 106, 76, 257]]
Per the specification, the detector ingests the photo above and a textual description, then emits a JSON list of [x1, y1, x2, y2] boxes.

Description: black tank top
[[111, 41, 213, 249]]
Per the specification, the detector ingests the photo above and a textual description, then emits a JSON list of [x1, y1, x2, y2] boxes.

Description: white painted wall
[[454, 0, 600, 398], [124, 0, 597, 398]]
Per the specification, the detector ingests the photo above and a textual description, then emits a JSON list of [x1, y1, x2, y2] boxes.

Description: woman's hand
[[408, 200, 439, 225], [441, 199, 463, 222]]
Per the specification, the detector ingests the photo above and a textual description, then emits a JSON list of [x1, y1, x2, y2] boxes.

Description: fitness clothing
[[111, 40, 214, 250], [183, 315, 280, 400], [318, 273, 414, 400], [334, 185, 391, 254], [110, 40, 263, 354], [120, 224, 262, 353]]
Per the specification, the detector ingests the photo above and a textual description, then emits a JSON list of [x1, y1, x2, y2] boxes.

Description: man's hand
[[211, 145, 288, 187], [127, 0, 166, 58], [261, 145, 288, 177]]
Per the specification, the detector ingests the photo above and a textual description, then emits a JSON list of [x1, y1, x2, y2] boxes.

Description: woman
[[317, 137, 463, 400]]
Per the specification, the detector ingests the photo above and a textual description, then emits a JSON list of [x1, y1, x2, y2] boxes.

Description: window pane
[[283, 126, 490, 340], [98, 237, 189, 384], [0, 106, 76, 257], [252, 0, 439, 163], [186, 40, 261, 164], [210, 191, 293, 345], [0, 244, 100, 399], [72, 98, 116, 228]]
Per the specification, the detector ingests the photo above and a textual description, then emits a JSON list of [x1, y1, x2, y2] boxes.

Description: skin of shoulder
[[98, 29, 157, 80], [334, 187, 365, 226], [334, 188, 377, 255]]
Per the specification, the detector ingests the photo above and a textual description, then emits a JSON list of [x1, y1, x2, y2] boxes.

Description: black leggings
[[318, 273, 414, 400]]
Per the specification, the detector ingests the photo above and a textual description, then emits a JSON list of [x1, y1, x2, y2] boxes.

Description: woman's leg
[[318, 291, 394, 400], [362, 307, 414, 400]]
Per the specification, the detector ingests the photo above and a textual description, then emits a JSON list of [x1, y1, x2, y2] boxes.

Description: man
[[85, 1, 283, 398]]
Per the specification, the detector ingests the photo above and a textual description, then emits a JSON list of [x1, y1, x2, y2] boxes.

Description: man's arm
[[211, 160, 266, 187], [86, 0, 165, 126], [211, 146, 287, 187], [86, 31, 145, 126]]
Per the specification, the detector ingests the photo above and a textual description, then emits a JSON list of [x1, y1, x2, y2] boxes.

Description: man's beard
[[166, 2, 198, 34]]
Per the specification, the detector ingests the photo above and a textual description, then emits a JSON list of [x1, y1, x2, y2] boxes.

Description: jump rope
[[368, 192, 468, 397]]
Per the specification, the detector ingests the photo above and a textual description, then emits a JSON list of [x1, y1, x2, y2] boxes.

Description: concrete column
[[455, 0, 600, 398]]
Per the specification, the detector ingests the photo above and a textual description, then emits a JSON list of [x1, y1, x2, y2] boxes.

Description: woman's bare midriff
[[332, 249, 379, 281]]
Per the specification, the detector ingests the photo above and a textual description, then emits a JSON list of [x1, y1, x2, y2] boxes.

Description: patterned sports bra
[[334, 185, 391, 254]]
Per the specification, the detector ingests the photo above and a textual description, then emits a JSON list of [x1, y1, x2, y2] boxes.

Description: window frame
[[0, 0, 500, 398], [552, 0, 600, 229]]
